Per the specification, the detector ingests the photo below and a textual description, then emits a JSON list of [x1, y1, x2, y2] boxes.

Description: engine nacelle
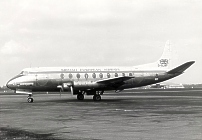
[[57, 82, 72, 92], [63, 82, 72, 89], [60, 81, 105, 91], [73, 81, 99, 90]]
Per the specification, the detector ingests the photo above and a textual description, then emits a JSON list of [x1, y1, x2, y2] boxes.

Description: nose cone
[[6, 75, 22, 90], [6, 79, 15, 89]]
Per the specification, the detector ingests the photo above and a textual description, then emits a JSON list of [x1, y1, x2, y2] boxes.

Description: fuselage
[[7, 66, 176, 93]]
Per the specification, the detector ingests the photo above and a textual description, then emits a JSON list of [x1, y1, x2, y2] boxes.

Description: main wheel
[[93, 95, 101, 101], [77, 94, 84, 100], [27, 97, 33, 103]]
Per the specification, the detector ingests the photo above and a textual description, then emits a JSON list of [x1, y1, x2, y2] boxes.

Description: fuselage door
[[35, 74, 49, 86]]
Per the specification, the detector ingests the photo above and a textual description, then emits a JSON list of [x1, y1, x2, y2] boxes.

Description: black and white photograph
[[0, 0, 202, 139]]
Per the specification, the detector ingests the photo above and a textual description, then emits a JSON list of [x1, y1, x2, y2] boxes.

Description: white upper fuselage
[[21, 65, 167, 81]]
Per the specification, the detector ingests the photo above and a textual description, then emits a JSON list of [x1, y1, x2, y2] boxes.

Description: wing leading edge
[[167, 61, 195, 74], [96, 76, 134, 84]]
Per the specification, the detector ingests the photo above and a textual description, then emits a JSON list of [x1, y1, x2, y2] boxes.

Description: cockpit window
[[19, 71, 28, 75], [19, 71, 23, 75]]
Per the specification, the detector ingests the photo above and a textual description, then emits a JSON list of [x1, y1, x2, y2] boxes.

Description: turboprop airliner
[[6, 41, 195, 102]]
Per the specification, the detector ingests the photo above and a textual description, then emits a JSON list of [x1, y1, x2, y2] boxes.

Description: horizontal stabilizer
[[96, 76, 133, 84], [167, 61, 195, 74]]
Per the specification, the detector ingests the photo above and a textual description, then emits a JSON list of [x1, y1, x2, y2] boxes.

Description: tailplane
[[167, 61, 195, 74]]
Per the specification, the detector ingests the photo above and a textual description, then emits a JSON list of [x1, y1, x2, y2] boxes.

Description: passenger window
[[76, 73, 80, 79], [85, 73, 88, 79], [122, 73, 125, 76], [92, 73, 96, 78], [115, 73, 118, 77], [69, 73, 73, 79], [129, 73, 133, 76], [107, 73, 110, 78], [60, 73, 64, 79], [99, 73, 103, 78]]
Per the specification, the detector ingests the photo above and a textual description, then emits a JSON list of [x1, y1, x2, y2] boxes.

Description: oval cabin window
[[76, 73, 80, 79], [60, 73, 64, 79], [129, 73, 133, 76], [107, 73, 110, 78], [92, 73, 96, 78], [99, 73, 103, 78], [85, 73, 88, 79], [115, 73, 118, 77], [122, 73, 125, 76], [69, 73, 73, 79], [156, 74, 158, 77]]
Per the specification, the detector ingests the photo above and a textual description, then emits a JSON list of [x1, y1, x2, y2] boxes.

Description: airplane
[[6, 41, 195, 103]]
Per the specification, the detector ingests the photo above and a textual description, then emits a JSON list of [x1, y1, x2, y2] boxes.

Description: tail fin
[[156, 40, 171, 69], [167, 61, 195, 74], [135, 41, 172, 69]]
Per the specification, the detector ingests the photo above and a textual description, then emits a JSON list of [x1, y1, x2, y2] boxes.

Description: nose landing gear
[[27, 94, 34, 103]]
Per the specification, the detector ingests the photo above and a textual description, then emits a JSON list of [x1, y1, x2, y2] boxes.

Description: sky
[[0, 0, 201, 86]]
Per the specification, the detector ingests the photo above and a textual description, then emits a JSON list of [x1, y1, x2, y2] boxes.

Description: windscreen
[[19, 71, 28, 75]]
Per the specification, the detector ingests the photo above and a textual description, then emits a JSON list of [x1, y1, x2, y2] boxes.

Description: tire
[[77, 94, 84, 100], [93, 95, 101, 101], [27, 98, 33, 103]]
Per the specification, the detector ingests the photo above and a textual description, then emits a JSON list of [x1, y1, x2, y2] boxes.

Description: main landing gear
[[27, 94, 34, 103], [76, 91, 103, 101], [93, 94, 101, 101], [77, 94, 84, 100], [93, 90, 103, 101]]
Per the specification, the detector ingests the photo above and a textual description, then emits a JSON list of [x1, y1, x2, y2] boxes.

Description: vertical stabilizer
[[135, 41, 172, 69], [156, 40, 172, 69]]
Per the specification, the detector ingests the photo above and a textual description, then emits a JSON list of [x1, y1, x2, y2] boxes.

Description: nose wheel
[[27, 94, 34, 103]]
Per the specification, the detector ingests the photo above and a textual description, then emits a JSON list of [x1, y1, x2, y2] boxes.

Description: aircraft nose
[[6, 79, 15, 89]]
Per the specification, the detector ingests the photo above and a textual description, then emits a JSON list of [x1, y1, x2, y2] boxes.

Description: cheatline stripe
[[28, 70, 166, 74]]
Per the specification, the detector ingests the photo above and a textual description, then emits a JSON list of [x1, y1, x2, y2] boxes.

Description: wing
[[96, 76, 134, 88]]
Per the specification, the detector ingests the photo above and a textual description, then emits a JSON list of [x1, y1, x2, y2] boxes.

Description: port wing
[[96, 76, 134, 84]]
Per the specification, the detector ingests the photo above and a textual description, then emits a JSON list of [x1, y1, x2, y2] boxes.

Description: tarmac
[[0, 88, 202, 140]]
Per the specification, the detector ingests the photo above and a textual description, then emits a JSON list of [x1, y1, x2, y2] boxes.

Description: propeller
[[70, 86, 74, 95], [57, 85, 64, 98]]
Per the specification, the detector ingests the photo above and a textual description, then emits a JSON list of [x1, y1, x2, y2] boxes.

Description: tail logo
[[158, 59, 169, 67]]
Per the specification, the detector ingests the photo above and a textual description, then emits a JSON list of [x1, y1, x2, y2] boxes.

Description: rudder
[[156, 40, 172, 69]]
